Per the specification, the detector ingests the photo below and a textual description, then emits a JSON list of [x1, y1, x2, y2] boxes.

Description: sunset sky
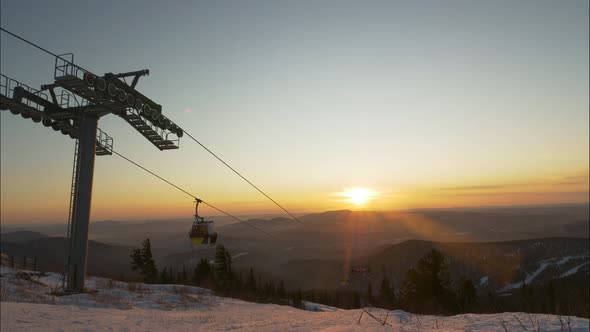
[[1, 1, 588, 224]]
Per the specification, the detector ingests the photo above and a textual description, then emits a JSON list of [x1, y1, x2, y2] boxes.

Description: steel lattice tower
[[1, 54, 183, 292]]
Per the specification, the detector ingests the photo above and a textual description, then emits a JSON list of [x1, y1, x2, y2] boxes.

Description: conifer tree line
[[130, 241, 305, 309], [361, 248, 588, 317], [129, 240, 589, 317], [364, 248, 478, 314]]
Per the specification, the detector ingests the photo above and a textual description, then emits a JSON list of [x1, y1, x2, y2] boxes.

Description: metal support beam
[[112, 69, 149, 79], [67, 115, 98, 292]]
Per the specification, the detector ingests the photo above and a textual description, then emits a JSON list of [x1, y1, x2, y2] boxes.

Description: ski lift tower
[[0, 54, 184, 292]]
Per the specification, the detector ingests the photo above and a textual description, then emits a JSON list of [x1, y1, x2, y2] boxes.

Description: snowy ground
[[1, 267, 588, 332]]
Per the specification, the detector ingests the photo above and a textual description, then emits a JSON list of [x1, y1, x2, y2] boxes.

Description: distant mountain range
[[0, 231, 48, 243], [1, 203, 588, 293], [0, 236, 135, 279], [260, 238, 588, 292]]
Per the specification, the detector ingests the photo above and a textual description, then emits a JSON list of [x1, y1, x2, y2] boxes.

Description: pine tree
[[192, 258, 211, 286], [169, 269, 176, 284], [457, 278, 477, 311], [333, 292, 341, 307], [353, 291, 361, 308], [548, 280, 557, 313], [214, 244, 233, 291], [181, 265, 188, 284], [519, 281, 533, 312], [246, 267, 257, 292], [264, 280, 276, 302], [234, 271, 243, 294], [140, 239, 158, 283], [400, 248, 456, 314], [379, 276, 395, 308], [129, 238, 158, 284], [292, 288, 304, 309], [160, 267, 169, 284], [130, 248, 143, 273], [277, 280, 286, 302]]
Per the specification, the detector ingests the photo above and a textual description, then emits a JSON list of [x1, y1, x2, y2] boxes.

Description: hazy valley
[[2, 204, 588, 299]]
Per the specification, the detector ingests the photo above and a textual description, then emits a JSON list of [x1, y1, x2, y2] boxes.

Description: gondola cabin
[[189, 220, 217, 246], [189, 199, 218, 247]]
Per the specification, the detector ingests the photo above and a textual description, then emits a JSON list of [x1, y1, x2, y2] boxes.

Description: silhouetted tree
[[264, 280, 276, 302], [292, 288, 304, 309], [181, 265, 188, 284], [233, 271, 243, 294], [548, 280, 557, 313], [160, 267, 170, 284], [519, 281, 533, 312], [277, 280, 286, 302], [400, 248, 456, 314], [457, 278, 477, 311], [129, 238, 158, 283], [192, 258, 212, 286], [246, 267, 257, 293], [130, 248, 142, 272], [169, 268, 176, 284], [214, 245, 233, 291], [379, 276, 396, 309], [353, 291, 361, 308]]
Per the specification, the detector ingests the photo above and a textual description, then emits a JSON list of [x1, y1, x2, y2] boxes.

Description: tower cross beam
[[1, 54, 182, 293]]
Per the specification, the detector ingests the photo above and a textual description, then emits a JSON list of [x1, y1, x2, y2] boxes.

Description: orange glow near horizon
[[0, 169, 588, 225]]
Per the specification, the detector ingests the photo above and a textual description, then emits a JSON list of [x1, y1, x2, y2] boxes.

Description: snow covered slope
[[1, 267, 588, 332]]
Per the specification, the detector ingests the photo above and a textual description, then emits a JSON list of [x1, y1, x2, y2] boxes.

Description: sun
[[342, 187, 375, 206]]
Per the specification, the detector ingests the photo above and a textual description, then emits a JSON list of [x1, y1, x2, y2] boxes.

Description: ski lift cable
[[1, 27, 304, 225], [0, 27, 92, 73], [110, 149, 278, 240], [183, 131, 304, 224]]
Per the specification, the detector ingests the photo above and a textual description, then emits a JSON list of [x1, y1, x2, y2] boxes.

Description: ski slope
[[1, 267, 588, 332]]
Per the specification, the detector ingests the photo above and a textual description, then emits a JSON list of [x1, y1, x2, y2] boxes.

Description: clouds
[[429, 171, 589, 205], [437, 172, 589, 192]]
